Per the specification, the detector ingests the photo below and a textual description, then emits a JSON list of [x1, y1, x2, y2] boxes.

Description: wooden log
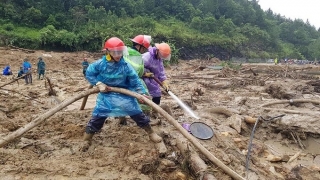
[[0, 73, 29, 88], [176, 138, 217, 180], [0, 87, 245, 180], [80, 84, 93, 110], [261, 99, 320, 107], [249, 68, 258, 76], [45, 77, 56, 96], [287, 151, 302, 163], [263, 107, 320, 115]]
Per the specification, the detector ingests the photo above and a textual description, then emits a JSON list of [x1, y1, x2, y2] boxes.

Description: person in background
[[22, 58, 32, 84], [142, 42, 171, 105], [37, 57, 46, 80], [118, 35, 152, 125], [81, 37, 162, 152], [2, 65, 13, 76], [82, 58, 89, 76], [17, 67, 24, 78]]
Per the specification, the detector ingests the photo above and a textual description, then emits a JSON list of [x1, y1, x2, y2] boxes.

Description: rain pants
[[86, 55, 147, 117]]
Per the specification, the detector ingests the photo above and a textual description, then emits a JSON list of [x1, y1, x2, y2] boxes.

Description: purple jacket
[[142, 47, 167, 97]]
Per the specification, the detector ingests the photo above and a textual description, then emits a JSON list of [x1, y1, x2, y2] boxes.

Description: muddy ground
[[1, 47, 320, 180]]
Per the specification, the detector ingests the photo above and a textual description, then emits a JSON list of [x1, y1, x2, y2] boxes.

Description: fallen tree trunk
[[261, 99, 320, 107], [176, 137, 217, 180], [263, 107, 320, 115], [0, 73, 29, 88], [45, 77, 56, 96], [0, 87, 245, 180]]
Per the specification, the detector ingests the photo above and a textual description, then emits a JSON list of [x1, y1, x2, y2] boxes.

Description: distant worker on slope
[[17, 67, 24, 78], [82, 58, 89, 76], [37, 57, 46, 80], [2, 65, 13, 76], [274, 57, 278, 65], [22, 58, 32, 84], [81, 37, 163, 152]]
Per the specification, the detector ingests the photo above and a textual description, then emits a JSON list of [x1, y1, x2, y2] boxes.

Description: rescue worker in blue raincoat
[[37, 57, 46, 80], [22, 58, 32, 84], [2, 65, 13, 75], [81, 37, 162, 152], [82, 58, 89, 76]]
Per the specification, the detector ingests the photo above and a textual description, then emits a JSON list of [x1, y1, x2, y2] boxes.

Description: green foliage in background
[[0, 0, 320, 62]]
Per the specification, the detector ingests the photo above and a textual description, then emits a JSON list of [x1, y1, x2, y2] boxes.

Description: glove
[[161, 80, 170, 92], [143, 72, 154, 77], [96, 82, 111, 92]]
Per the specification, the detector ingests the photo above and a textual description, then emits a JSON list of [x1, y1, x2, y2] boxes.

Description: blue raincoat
[[86, 55, 146, 117], [2, 66, 11, 75], [142, 47, 167, 97], [22, 61, 32, 73], [37, 60, 46, 71]]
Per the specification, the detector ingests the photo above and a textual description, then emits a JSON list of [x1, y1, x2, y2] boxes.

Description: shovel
[[148, 75, 199, 119]]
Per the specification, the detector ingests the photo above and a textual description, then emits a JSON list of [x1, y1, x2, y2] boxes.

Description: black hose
[[245, 116, 260, 179], [245, 114, 285, 178]]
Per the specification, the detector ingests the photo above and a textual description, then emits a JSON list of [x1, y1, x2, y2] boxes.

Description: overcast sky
[[258, 0, 319, 29]]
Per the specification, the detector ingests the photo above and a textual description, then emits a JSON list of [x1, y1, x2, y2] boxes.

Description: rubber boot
[[142, 125, 162, 143], [80, 133, 94, 152]]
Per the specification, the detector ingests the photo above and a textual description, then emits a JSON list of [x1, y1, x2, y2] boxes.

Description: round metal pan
[[189, 122, 214, 140]]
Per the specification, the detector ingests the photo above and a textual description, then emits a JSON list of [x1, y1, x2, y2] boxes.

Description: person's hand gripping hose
[[96, 82, 111, 92]]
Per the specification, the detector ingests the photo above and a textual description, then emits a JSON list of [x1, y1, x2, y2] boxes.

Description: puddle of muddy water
[[302, 137, 320, 155], [265, 137, 320, 156], [265, 137, 320, 166]]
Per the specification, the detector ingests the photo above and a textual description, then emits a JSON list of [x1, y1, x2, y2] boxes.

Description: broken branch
[[261, 99, 320, 107]]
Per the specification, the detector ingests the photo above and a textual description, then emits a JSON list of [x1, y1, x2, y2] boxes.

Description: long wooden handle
[[80, 84, 94, 110]]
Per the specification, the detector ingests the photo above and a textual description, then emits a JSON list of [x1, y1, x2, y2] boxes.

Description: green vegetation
[[0, 0, 319, 61]]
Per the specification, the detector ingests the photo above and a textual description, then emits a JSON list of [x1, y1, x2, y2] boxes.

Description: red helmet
[[130, 35, 151, 49], [103, 37, 125, 51]]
